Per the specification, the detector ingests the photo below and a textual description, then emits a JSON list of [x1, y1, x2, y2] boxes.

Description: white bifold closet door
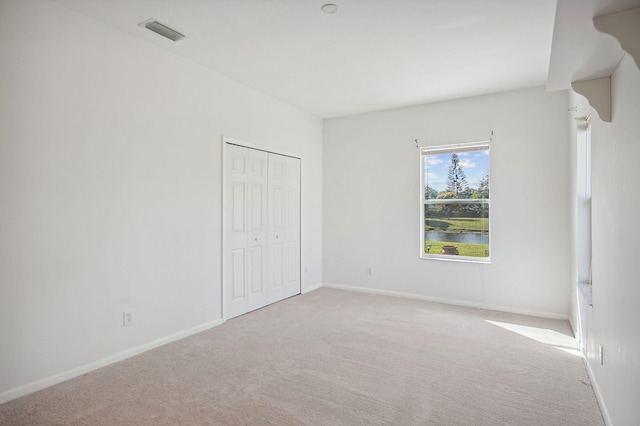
[[266, 152, 301, 304], [224, 143, 300, 320]]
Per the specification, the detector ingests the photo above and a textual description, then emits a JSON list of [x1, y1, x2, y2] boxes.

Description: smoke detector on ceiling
[[321, 4, 338, 14], [140, 19, 185, 42]]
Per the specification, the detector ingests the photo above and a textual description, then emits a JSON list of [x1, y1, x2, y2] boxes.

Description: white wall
[[0, 0, 322, 400], [323, 87, 571, 318], [574, 54, 640, 425]]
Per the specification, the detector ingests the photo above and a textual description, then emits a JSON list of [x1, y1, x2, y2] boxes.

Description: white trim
[[0, 319, 223, 404], [322, 283, 569, 320], [583, 357, 612, 425], [302, 282, 323, 294], [425, 198, 490, 205], [419, 141, 491, 263], [223, 136, 301, 160], [420, 253, 491, 264], [420, 140, 491, 154]]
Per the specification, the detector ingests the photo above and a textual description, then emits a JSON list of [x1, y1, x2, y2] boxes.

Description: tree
[[477, 171, 489, 199], [446, 153, 470, 198], [467, 171, 489, 217], [436, 191, 456, 217], [424, 185, 438, 200]]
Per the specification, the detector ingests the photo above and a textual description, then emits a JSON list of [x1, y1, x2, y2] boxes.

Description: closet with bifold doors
[[223, 140, 301, 320]]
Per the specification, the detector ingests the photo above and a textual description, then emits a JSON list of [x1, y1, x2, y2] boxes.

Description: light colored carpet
[[0, 288, 603, 425]]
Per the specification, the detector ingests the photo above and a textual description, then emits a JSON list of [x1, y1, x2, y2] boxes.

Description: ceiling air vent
[[142, 20, 185, 42]]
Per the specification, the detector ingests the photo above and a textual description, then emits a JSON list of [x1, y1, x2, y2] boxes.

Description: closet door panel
[[267, 154, 287, 304], [224, 145, 249, 319], [248, 247, 263, 292], [231, 248, 245, 299], [246, 149, 268, 311]]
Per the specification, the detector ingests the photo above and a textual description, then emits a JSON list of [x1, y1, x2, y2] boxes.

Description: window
[[576, 115, 591, 286], [420, 142, 490, 262]]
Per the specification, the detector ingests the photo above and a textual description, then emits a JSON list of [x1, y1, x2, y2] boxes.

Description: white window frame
[[420, 141, 491, 263], [576, 116, 592, 286]]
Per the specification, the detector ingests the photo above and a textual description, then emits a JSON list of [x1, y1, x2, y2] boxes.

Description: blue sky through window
[[424, 149, 489, 193]]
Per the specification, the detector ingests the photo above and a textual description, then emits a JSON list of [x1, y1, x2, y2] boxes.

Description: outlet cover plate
[[123, 310, 134, 326]]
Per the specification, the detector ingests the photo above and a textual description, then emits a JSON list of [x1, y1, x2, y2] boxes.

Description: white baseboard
[[302, 282, 323, 294], [583, 357, 612, 425], [322, 283, 569, 320], [0, 318, 223, 404], [1, 284, 571, 404]]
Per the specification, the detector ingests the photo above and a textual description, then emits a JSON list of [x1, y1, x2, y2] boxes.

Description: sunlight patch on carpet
[[486, 320, 581, 356]]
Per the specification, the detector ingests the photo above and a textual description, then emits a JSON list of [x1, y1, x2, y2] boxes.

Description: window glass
[[421, 143, 490, 262]]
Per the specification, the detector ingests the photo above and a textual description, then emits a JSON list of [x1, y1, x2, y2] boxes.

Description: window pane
[[424, 202, 489, 258], [421, 142, 490, 261], [423, 147, 489, 200]]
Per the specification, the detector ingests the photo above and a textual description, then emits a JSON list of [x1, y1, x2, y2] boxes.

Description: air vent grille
[[143, 20, 185, 42]]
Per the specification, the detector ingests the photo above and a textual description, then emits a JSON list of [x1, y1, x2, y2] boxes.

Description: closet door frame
[[221, 137, 302, 321]]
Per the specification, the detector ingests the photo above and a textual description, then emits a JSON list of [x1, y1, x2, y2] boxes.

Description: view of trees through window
[[422, 143, 490, 260]]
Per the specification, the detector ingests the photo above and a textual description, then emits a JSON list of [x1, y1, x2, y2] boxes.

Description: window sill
[[420, 255, 491, 264]]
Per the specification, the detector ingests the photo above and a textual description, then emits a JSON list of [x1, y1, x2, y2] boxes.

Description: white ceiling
[[52, 0, 636, 118]]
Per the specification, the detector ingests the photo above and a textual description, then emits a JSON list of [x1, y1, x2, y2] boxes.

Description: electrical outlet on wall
[[123, 309, 134, 326]]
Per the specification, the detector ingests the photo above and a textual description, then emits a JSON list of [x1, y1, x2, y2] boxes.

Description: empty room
[[1, 0, 638, 424]]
